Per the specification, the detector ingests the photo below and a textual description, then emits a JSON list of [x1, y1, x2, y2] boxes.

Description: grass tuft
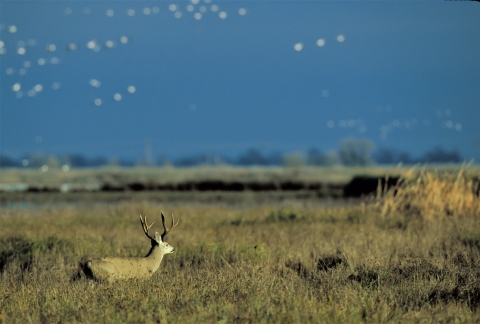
[[376, 166, 480, 220]]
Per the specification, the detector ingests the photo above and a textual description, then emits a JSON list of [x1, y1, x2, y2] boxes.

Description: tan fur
[[84, 253, 164, 282], [78, 214, 178, 282]]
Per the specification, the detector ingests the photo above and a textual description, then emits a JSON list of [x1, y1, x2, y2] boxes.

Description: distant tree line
[[0, 138, 466, 169], [373, 146, 463, 164]]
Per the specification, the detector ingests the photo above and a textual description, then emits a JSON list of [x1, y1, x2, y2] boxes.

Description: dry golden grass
[[377, 166, 480, 220], [1, 168, 479, 323]]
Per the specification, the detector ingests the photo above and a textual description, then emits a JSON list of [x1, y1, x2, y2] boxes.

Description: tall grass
[[1, 168, 479, 323], [377, 166, 480, 219]]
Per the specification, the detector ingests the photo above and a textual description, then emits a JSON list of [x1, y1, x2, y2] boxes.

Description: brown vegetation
[[376, 166, 480, 219], [0, 167, 479, 322]]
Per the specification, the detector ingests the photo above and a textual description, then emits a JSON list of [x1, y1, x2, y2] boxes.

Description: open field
[[1, 167, 480, 323], [1, 165, 406, 186], [2, 165, 477, 201], [3, 165, 476, 188], [0, 165, 404, 198]]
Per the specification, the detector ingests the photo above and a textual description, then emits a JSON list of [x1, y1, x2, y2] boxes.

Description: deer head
[[139, 212, 179, 255]]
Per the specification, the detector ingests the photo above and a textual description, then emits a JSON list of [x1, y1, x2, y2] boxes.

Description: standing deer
[[77, 213, 178, 282]]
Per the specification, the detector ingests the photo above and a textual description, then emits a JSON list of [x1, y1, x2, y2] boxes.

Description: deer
[[76, 213, 178, 282]]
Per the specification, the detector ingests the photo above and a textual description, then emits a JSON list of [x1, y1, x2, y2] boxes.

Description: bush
[[338, 137, 375, 166]]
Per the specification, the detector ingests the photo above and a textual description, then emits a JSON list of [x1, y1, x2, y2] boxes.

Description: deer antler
[[139, 215, 156, 241], [161, 212, 179, 241]]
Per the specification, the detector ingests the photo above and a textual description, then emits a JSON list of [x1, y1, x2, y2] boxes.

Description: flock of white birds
[[1, 1, 463, 143], [326, 107, 462, 141], [1, 1, 247, 105]]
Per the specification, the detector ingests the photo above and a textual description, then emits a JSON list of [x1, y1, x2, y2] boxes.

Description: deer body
[[78, 213, 178, 282], [83, 248, 165, 282]]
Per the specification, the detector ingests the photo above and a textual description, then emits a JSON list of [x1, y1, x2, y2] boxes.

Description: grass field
[[1, 165, 403, 186], [1, 167, 479, 323], [3, 164, 475, 188]]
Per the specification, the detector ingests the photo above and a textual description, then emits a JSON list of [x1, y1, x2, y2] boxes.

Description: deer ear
[[155, 232, 162, 243]]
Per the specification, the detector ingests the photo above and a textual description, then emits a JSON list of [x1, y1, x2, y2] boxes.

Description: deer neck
[[144, 244, 165, 269]]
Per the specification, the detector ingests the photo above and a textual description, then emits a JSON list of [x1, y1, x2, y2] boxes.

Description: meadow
[[0, 165, 403, 192], [1, 166, 480, 323]]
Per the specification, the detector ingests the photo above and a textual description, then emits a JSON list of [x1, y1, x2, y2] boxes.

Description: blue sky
[[1, 1, 479, 160]]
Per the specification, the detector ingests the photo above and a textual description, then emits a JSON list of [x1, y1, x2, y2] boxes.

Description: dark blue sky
[[1, 1, 479, 160]]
